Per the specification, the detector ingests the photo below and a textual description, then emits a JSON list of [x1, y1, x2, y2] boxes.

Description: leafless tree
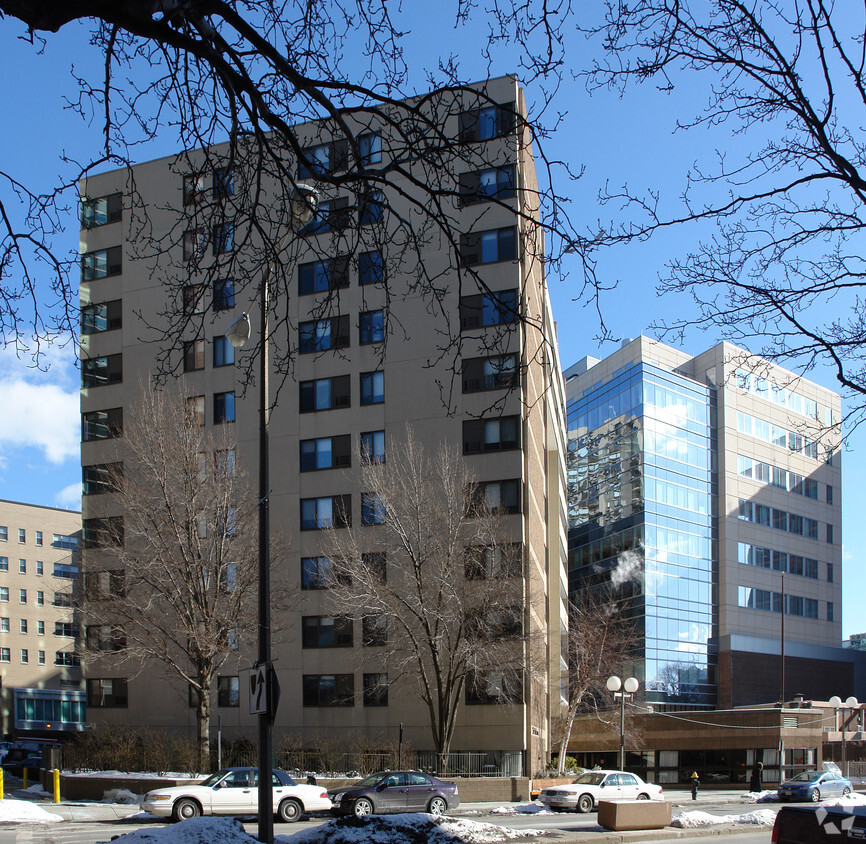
[[322, 430, 525, 773], [0, 1, 584, 382], [80, 382, 275, 772], [554, 585, 638, 775], [584, 0, 866, 427]]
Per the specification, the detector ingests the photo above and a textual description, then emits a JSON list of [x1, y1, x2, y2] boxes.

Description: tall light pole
[[225, 183, 318, 844], [607, 675, 639, 771], [828, 695, 860, 779]]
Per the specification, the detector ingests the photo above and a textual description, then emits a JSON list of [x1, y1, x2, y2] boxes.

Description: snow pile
[[746, 790, 780, 803], [95, 817, 257, 843], [819, 793, 866, 807], [281, 813, 550, 843], [102, 788, 143, 804], [671, 809, 777, 828], [0, 799, 63, 824], [490, 803, 553, 815]]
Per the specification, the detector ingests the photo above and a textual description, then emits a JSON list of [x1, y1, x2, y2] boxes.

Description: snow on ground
[[671, 809, 777, 828], [490, 803, 553, 815], [748, 789, 866, 806], [0, 799, 63, 823], [92, 817, 257, 843], [102, 788, 144, 804], [280, 813, 550, 844]]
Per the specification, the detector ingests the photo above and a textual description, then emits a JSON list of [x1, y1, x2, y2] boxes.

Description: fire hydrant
[[690, 772, 700, 800]]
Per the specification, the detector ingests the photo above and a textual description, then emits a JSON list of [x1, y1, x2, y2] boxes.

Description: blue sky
[[0, 8, 862, 636]]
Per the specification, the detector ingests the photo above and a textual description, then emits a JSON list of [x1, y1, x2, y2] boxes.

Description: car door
[[211, 770, 256, 814], [374, 773, 407, 812], [402, 772, 436, 811], [618, 773, 640, 799], [599, 774, 623, 800]]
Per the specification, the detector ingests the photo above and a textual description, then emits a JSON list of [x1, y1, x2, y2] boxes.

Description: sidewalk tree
[[80, 383, 272, 772], [323, 431, 525, 773]]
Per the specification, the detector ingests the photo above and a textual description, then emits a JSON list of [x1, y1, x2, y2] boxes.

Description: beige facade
[[79, 77, 567, 774], [0, 499, 83, 737]]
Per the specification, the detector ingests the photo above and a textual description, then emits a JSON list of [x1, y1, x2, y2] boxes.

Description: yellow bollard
[[0, 767, 4, 799], [53, 768, 60, 803], [22, 768, 27, 790]]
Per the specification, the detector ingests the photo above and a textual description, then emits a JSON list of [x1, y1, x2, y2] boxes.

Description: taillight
[[771, 814, 780, 843], [320, 791, 328, 798]]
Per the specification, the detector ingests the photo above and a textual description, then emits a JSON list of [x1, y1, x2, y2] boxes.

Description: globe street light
[[607, 675, 639, 771], [828, 695, 860, 779], [226, 182, 318, 844]]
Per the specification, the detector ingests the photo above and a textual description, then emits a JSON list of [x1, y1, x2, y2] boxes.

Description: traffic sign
[[249, 666, 268, 715]]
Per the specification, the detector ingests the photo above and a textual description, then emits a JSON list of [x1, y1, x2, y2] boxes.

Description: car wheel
[[577, 794, 594, 813], [809, 789, 821, 802], [353, 798, 374, 817], [844, 787, 852, 796], [278, 798, 302, 823], [172, 798, 201, 822], [428, 796, 447, 816], [637, 793, 650, 800]]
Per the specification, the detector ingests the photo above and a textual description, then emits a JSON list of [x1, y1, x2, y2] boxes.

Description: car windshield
[[574, 773, 606, 786], [788, 772, 821, 783], [199, 771, 230, 787]]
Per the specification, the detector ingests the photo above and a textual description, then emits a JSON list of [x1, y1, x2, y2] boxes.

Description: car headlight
[[147, 794, 173, 801]]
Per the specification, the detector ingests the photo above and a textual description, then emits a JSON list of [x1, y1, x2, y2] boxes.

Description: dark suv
[[773, 805, 866, 842]]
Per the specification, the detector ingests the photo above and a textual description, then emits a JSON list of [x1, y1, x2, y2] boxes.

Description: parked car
[[328, 771, 459, 817], [0, 754, 43, 778], [537, 770, 664, 813], [777, 770, 852, 802], [772, 804, 866, 842], [141, 767, 331, 822]]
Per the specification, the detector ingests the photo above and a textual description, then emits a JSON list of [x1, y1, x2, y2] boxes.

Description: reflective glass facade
[[567, 362, 717, 708]]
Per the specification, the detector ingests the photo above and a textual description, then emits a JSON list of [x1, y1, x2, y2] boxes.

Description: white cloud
[[0, 344, 79, 464], [55, 482, 81, 509]]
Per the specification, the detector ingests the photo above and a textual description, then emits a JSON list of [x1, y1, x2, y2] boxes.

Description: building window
[[301, 557, 340, 590], [360, 371, 384, 405], [359, 250, 384, 286], [215, 449, 236, 478], [299, 375, 351, 412], [183, 228, 208, 261], [86, 678, 128, 708], [18, 590, 26, 605], [214, 391, 236, 424], [183, 284, 205, 316], [459, 101, 516, 142], [0, 527, 6, 542], [460, 226, 518, 266], [83, 407, 123, 441], [299, 316, 349, 353], [460, 289, 519, 328], [362, 615, 387, 647], [827, 485, 834, 505], [360, 430, 385, 464], [212, 335, 235, 367], [81, 246, 122, 281], [466, 670, 522, 704], [827, 524, 834, 544], [217, 676, 239, 707], [302, 616, 353, 648], [36, 591, 44, 607], [55, 651, 81, 666], [300, 435, 351, 471], [17, 529, 24, 544], [300, 495, 351, 530], [459, 165, 516, 205], [359, 190, 385, 225], [0, 588, 8, 603], [0, 558, 7, 572], [359, 133, 382, 165], [299, 257, 350, 295], [828, 602, 835, 622], [37, 621, 44, 635], [19, 619, 26, 635], [82, 517, 124, 549], [0, 649, 9, 663], [81, 300, 122, 334], [20, 650, 28, 664], [54, 622, 79, 638], [213, 279, 235, 312], [302, 674, 354, 707], [359, 310, 385, 344], [18, 559, 25, 574], [82, 354, 123, 388], [363, 673, 388, 707], [302, 197, 351, 234], [297, 140, 348, 178], [35, 532, 42, 547], [214, 167, 234, 197], [212, 222, 234, 254], [476, 480, 522, 514], [81, 192, 122, 228], [52, 534, 79, 550], [361, 493, 386, 525], [828, 563, 834, 582], [186, 395, 205, 427], [38, 651, 45, 665], [183, 339, 205, 372], [463, 416, 520, 454], [0, 619, 8, 633], [183, 172, 208, 205]]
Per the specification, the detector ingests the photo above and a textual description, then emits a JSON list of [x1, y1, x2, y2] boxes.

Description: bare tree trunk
[[196, 672, 211, 774]]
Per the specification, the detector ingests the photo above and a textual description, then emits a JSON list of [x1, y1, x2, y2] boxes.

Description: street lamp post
[[607, 675, 639, 771], [828, 695, 860, 779], [225, 183, 318, 844]]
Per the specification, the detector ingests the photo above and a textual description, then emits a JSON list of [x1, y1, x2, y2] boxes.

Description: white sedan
[[141, 767, 332, 822], [538, 770, 664, 813]]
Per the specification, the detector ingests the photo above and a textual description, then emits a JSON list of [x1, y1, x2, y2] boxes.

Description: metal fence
[[415, 750, 524, 778]]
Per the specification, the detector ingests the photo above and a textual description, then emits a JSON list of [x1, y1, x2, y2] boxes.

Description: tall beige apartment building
[[79, 76, 568, 774], [0, 500, 83, 737]]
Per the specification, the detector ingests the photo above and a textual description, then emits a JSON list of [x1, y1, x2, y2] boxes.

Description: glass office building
[[567, 358, 718, 709]]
